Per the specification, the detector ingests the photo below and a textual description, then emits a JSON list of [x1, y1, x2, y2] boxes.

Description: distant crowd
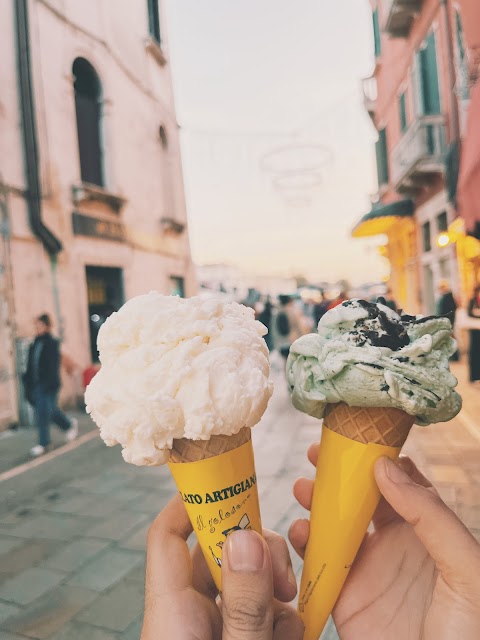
[[249, 283, 480, 387]]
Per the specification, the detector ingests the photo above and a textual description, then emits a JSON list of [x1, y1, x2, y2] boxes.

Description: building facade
[[354, 0, 468, 314], [454, 0, 480, 298], [0, 0, 196, 429]]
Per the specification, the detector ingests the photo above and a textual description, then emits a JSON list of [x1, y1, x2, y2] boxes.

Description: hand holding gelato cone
[[287, 299, 461, 640], [85, 292, 273, 590]]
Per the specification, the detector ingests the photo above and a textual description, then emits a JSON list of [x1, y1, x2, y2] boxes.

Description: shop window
[[399, 92, 408, 133], [170, 276, 185, 298], [437, 211, 448, 232], [373, 9, 381, 58], [147, 0, 161, 43], [375, 127, 389, 188], [422, 221, 432, 253], [73, 58, 104, 187]]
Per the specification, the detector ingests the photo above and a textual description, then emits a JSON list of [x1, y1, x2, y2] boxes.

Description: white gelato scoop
[[85, 293, 273, 466]]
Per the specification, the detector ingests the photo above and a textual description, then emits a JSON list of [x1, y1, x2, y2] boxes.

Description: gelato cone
[[168, 427, 262, 589], [85, 293, 273, 591], [287, 299, 462, 640], [170, 426, 251, 462], [323, 403, 414, 447]]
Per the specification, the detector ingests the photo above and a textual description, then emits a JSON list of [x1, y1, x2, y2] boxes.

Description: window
[[373, 9, 381, 58], [422, 221, 431, 252], [159, 125, 168, 149], [147, 0, 161, 44], [399, 92, 408, 133], [170, 276, 185, 298], [456, 10, 466, 63], [437, 211, 448, 232], [375, 128, 389, 187], [73, 58, 104, 187], [418, 32, 441, 115]]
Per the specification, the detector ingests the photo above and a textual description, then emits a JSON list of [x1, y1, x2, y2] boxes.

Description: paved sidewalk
[[0, 357, 478, 639], [0, 412, 96, 476]]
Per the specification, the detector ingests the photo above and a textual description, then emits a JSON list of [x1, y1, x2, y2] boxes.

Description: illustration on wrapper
[[209, 513, 252, 567]]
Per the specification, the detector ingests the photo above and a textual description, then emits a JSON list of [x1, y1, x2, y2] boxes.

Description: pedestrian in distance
[[23, 313, 78, 457], [258, 296, 274, 351], [377, 287, 397, 312], [436, 279, 459, 361], [313, 291, 330, 327], [327, 290, 349, 311], [272, 294, 305, 360], [467, 284, 480, 384]]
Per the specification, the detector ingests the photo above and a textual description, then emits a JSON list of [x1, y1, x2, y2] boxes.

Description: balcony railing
[[362, 75, 378, 120], [383, 0, 422, 38], [391, 115, 446, 193]]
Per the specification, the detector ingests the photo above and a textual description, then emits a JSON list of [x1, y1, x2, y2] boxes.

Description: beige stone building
[[0, 0, 196, 429]]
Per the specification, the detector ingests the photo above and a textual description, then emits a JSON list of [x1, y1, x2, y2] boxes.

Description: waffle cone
[[323, 403, 414, 448], [169, 427, 251, 463]]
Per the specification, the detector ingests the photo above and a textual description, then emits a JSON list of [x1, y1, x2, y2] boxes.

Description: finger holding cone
[[286, 299, 462, 640]]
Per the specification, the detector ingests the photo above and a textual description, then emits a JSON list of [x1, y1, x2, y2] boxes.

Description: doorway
[[86, 266, 124, 362]]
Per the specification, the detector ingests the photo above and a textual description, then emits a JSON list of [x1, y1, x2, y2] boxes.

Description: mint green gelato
[[286, 299, 462, 426]]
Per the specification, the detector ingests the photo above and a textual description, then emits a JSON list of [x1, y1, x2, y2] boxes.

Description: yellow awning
[[352, 199, 415, 238]]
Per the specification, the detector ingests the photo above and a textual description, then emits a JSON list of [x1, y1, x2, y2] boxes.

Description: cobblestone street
[[0, 357, 478, 640]]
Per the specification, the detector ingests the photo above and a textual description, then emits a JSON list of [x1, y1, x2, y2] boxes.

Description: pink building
[[0, 0, 196, 429], [456, 0, 480, 251], [354, 0, 468, 314]]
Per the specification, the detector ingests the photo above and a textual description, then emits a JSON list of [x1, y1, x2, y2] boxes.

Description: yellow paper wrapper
[[299, 426, 401, 640], [168, 438, 262, 590]]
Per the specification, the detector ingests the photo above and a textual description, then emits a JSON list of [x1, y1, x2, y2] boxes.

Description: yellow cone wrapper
[[298, 404, 414, 640], [168, 430, 262, 591]]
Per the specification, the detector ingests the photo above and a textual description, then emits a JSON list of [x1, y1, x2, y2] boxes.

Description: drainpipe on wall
[[15, 0, 65, 342], [14, 0, 62, 255]]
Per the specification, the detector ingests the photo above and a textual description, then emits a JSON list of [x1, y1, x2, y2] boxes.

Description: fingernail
[[287, 564, 297, 591], [384, 457, 413, 484], [227, 530, 264, 572]]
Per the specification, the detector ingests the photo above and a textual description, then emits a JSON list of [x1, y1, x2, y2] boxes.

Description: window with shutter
[[399, 92, 408, 132], [373, 9, 381, 58], [375, 128, 389, 187], [147, 0, 161, 44], [73, 58, 104, 187], [419, 32, 441, 115]]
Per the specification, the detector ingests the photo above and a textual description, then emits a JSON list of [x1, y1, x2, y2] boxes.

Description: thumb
[[222, 530, 273, 639], [375, 457, 480, 588]]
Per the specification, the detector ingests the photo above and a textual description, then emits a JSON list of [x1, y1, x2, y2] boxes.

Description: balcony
[[362, 75, 378, 121], [391, 115, 446, 195], [383, 0, 422, 38]]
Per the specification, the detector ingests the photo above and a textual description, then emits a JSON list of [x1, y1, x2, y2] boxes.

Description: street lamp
[[437, 232, 450, 248]]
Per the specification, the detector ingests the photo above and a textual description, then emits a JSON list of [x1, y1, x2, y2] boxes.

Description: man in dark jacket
[[436, 281, 459, 362], [23, 314, 78, 457]]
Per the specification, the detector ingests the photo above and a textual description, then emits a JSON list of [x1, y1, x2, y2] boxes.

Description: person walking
[[272, 295, 304, 360], [436, 280, 459, 361], [258, 297, 274, 351], [377, 287, 397, 312], [467, 285, 480, 384], [23, 314, 78, 457]]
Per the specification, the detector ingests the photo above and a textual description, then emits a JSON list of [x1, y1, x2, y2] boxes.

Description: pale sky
[[165, 0, 387, 285]]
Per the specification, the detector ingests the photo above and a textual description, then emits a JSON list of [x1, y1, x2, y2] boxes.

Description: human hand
[[142, 495, 303, 639], [289, 445, 480, 639]]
